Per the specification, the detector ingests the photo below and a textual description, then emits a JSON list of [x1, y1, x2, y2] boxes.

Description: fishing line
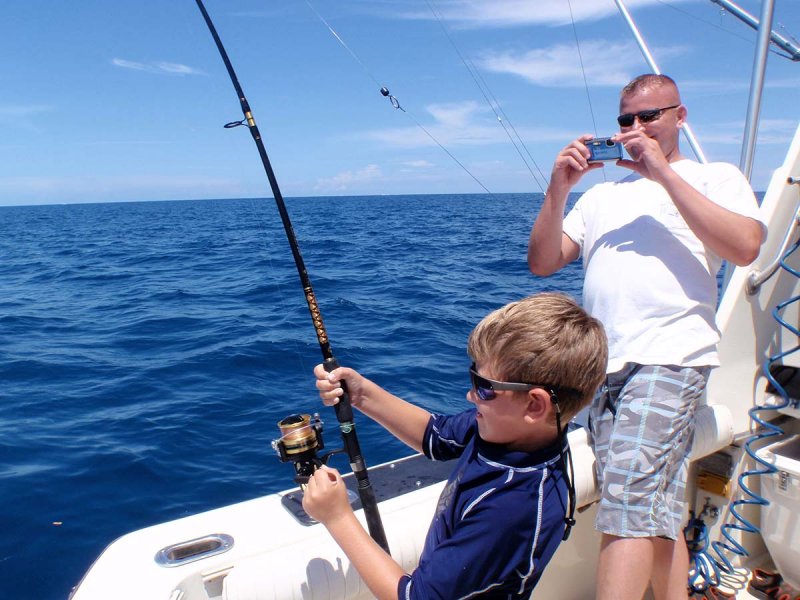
[[303, 0, 494, 195], [424, 0, 548, 193], [194, 0, 389, 553], [566, 0, 607, 184]]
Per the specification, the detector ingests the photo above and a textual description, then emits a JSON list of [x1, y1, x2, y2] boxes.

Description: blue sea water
[[0, 193, 583, 599]]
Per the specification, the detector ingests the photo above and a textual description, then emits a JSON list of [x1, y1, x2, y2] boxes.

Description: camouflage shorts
[[588, 363, 710, 540]]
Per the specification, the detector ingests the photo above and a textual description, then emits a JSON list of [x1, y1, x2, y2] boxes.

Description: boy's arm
[[314, 364, 431, 453], [303, 466, 405, 600]]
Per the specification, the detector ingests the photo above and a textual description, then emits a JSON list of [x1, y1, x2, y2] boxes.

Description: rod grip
[[323, 357, 354, 422]]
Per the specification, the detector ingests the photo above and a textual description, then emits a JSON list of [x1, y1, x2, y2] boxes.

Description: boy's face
[[467, 362, 542, 451]]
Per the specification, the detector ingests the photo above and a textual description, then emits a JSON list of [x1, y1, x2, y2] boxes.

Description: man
[[527, 74, 763, 600]]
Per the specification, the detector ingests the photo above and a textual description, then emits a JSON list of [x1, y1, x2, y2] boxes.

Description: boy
[[303, 292, 607, 599]]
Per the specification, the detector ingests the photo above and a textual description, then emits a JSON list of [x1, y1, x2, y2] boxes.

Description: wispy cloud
[[314, 164, 383, 192], [0, 174, 244, 205], [0, 104, 54, 134], [680, 78, 751, 95], [400, 160, 435, 169], [766, 77, 800, 89], [749, 119, 798, 145], [359, 100, 578, 148], [478, 40, 685, 87], [111, 58, 205, 76], [382, 0, 693, 28], [0, 104, 53, 117], [361, 101, 502, 147], [672, 76, 800, 97], [699, 119, 799, 145]]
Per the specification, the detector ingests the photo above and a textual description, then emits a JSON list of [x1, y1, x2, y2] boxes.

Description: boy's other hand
[[302, 465, 352, 525], [313, 363, 365, 408]]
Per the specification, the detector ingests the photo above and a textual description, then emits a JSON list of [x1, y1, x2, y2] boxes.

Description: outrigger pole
[[193, 0, 389, 553]]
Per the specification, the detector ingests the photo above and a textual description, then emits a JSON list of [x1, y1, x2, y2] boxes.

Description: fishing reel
[[271, 413, 342, 485]]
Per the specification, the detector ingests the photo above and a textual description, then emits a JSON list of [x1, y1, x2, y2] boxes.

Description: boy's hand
[[302, 465, 352, 525], [313, 363, 366, 408]]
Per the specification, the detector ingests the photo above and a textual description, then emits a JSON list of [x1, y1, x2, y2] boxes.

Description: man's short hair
[[467, 293, 607, 421], [621, 73, 680, 100]]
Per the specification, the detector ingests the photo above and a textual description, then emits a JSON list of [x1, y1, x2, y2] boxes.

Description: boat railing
[[747, 177, 800, 295]]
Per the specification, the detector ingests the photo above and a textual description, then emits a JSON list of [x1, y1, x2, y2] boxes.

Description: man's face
[[618, 84, 685, 161]]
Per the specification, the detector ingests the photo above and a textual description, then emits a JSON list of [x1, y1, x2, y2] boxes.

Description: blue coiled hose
[[687, 236, 800, 592]]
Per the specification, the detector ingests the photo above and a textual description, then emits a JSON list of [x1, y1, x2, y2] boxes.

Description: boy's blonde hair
[[467, 293, 607, 422]]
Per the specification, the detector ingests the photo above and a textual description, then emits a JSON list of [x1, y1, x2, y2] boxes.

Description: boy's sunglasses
[[469, 363, 543, 401], [617, 104, 680, 127], [468, 362, 578, 540]]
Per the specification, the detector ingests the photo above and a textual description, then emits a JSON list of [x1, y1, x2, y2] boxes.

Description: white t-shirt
[[562, 160, 762, 373]]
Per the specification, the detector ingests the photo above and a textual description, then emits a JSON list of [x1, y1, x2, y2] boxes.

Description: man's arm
[[657, 169, 762, 265], [314, 364, 431, 453], [528, 190, 581, 275], [528, 135, 599, 276], [617, 131, 762, 266]]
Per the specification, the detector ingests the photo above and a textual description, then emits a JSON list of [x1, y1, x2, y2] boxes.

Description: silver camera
[[587, 137, 623, 162]]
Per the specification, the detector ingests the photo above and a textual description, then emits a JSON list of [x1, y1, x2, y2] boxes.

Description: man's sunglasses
[[468, 363, 543, 402], [617, 104, 680, 127]]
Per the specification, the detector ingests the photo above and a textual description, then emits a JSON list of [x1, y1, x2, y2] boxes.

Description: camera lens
[[605, 139, 615, 146]]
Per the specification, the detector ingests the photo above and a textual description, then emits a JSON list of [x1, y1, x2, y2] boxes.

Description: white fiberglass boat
[[70, 1, 800, 599]]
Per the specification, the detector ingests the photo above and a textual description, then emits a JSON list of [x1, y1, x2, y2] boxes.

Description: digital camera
[[587, 137, 623, 162]]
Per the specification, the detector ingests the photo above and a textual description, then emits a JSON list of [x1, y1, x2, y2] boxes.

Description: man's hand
[[550, 134, 603, 194], [616, 130, 671, 182]]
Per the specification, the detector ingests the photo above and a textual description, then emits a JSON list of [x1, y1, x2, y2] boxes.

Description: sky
[[1, 0, 798, 205]]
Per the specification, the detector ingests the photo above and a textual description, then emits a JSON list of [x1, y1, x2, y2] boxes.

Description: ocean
[[0, 193, 583, 599]]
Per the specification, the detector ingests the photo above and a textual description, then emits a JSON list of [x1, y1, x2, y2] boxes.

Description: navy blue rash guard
[[397, 409, 568, 600]]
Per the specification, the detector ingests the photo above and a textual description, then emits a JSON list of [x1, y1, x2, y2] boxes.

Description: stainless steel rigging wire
[[303, 0, 494, 195]]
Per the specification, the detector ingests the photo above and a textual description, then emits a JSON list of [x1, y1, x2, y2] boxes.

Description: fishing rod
[[193, 0, 389, 553]]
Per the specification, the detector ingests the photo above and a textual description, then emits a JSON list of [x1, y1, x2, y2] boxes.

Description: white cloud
[[0, 104, 52, 117], [359, 100, 581, 149], [427, 101, 482, 127], [361, 100, 505, 147], [156, 62, 202, 75], [0, 174, 243, 205], [699, 119, 799, 145], [401, 160, 435, 168], [766, 77, 800, 89], [478, 40, 685, 87], [391, 0, 693, 28], [314, 164, 383, 192], [0, 104, 54, 133], [111, 58, 204, 76]]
